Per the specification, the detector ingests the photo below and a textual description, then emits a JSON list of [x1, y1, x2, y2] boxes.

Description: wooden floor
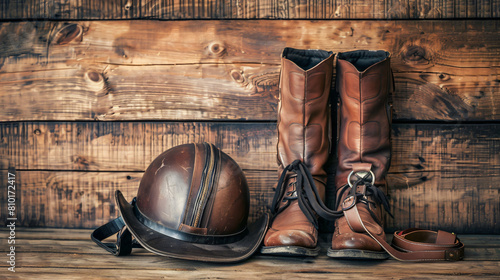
[[1, 228, 499, 279]]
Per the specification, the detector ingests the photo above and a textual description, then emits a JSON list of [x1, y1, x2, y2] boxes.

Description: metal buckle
[[347, 170, 375, 188]]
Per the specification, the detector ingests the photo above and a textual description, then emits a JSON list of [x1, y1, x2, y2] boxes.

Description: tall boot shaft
[[335, 50, 393, 188], [329, 50, 393, 260], [262, 48, 333, 255], [278, 47, 334, 188]]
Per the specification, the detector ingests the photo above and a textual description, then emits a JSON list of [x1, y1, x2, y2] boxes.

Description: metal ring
[[347, 170, 375, 188]]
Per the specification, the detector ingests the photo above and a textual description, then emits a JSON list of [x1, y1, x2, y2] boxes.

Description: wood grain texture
[[1, 263, 499, 279], [0, 232, 498, 260], [0, 169, 274, 229], [1, 160, 499, 233], [4, 227, 500, 244], [386, 172, 500, 234], [0, 122, 277, 171], [2, 121, 497, 233], [390, 124, 500, 175], [0, 229, 499, 279], [0, 20, 499, 121], [2, 122, 499, 174], [0, 0, 498, 19]]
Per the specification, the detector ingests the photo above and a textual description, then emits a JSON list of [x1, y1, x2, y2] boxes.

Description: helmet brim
[[116, 190, 269, 263]]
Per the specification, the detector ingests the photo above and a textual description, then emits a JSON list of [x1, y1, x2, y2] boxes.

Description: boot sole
[[260, 245, 320, 257], [327, 248, 389, 260]]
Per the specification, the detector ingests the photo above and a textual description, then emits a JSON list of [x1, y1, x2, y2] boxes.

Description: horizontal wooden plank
[[1, 122, 499, 174], [0, 169, 274, 229], [386, 172, 500, 234], [0, 169, 498, 233], [390, 123, 500, 175], [2, 20, 498, 67], [0, 64, 279, 121], [1, 237, 497, 261], [1, 264, 499, 280], [4, 228, 499, 248], [1, 230, 499, 278], [1, 65, 497, 122], [0, 122, 277, 171], [1, 228, 94, 240], [1, 20, 499, 121], [0, 0, 498, 19], [0, 232, 499, 279]]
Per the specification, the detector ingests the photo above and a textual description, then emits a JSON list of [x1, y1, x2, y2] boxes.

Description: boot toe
[[264, 228, 316, 248], [331, 232, 382, 251]]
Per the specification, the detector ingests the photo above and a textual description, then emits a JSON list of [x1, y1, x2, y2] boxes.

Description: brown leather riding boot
[[261, 47, 334, 256], [329, 50, 394, 259]]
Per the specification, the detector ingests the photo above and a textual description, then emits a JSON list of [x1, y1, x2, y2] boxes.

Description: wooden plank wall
[[0, 1, 499, 234], [1, 0, 499, 19]]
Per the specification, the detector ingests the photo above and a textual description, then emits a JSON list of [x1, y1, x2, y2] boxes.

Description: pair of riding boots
[[262, 47, 393, 259]]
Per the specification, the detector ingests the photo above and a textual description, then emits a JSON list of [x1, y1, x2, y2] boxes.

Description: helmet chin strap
[[91, 215, 140, 256]]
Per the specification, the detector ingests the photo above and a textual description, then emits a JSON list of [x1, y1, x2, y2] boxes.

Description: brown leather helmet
[[92, 143, 269, 262]]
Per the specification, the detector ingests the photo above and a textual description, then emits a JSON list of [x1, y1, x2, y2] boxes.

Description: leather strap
[[91, 216, 140, 256], [344, 203, 465, 261], [92, 198, 249, 256], [270, 160, 343, 229]]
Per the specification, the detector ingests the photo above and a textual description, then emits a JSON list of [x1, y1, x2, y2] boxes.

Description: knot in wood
[[53, 24, 83, 45], [208, 42, 226, 57], [87, 71, 101, 83], [438, 73, 450, 81], [230, 69, 245, 83], [124, 0, 133, 10], [72, 155, 90, 169], [402, 45, 431, 65], [85, 70, 109, 96]]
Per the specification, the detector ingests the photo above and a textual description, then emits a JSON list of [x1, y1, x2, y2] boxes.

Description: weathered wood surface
[[0, 169, 274, 229], [1, 122, 499, 174], [0, 0, 498, 20], [2, 235, 498, 260], [5, 227, 500, 247], [1, 121, 499, 232], [0, 122, 277, 171], [1, 20, 499, 121], [386, 172, 500, 234], [2, 265, 498, 280], [0, 229, 499, 279], [1, 168, 498, 233]]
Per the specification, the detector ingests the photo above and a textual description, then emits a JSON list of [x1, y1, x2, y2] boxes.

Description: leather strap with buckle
[[342, 165, 465, 261], [344, 203, 465, 261]]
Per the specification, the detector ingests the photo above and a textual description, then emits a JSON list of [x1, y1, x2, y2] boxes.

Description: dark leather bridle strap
[[92, 199, 249, 256], [343, 203, 465, 261], [270, 160, 343, 229], [91, 217, 138, 256]]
